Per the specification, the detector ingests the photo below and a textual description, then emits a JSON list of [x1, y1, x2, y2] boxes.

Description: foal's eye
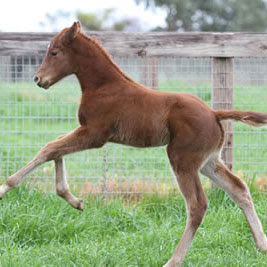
[[51, 51, 57, 56]]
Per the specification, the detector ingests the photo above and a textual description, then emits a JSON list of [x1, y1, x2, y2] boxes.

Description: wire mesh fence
[[0, 53, 266, 195], [233, 58, 267, 178]]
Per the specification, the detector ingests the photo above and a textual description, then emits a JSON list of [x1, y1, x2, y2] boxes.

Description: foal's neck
[[74, 34, 133, 92]]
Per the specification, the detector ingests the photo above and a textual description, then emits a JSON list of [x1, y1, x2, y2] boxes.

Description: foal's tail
[[214, 110, 267, 127]]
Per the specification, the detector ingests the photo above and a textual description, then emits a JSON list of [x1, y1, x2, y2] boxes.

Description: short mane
[[78, 32, 134, 84]]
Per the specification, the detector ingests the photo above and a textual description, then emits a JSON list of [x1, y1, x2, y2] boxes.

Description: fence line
[[2, 32, 267, 57]]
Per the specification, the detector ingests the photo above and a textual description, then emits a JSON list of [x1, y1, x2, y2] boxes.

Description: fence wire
[[0, 55, 266, 195]]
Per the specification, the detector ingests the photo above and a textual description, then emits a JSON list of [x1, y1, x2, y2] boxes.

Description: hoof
[[75, 200, 83, 211], [258, 245, 267, 253], [0, 183, 10, 199], [256, 236, 267, 252]]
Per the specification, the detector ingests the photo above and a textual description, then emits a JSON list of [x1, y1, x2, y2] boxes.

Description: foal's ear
[[63, 21, 81, 45], [76, 21, 82, 31]]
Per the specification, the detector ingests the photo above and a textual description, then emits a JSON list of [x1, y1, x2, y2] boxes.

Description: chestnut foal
[[1, 22, 267, 266]]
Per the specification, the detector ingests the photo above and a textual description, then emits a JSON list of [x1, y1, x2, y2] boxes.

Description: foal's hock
[[1, 22, 267, 267]]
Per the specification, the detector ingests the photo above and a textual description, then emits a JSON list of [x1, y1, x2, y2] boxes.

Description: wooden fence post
[[212, 57, 234, 170]]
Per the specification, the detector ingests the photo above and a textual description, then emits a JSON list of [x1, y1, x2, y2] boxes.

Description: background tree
[[77, 9, 142, 31], [76, 9, 113, 31], [40, 9, 143, 32], [136, 0, 267, 32]]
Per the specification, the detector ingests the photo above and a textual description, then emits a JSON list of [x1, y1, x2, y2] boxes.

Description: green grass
[[0, 186, 267, 266]]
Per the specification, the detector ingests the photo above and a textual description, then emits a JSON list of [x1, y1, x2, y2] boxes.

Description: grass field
[[0, 185, 267, 266]]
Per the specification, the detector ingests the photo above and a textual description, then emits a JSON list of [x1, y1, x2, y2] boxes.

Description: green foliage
[[76, 9, 141, 32], [77, 9, 114, 31], [0, 187, 267, 266], [136, 0, 267, 32]]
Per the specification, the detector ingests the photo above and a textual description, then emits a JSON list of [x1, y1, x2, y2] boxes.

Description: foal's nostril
[[34, 76, 40, 83]]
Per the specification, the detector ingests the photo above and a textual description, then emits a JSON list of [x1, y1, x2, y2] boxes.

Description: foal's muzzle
[[33, 75, 50, 89]]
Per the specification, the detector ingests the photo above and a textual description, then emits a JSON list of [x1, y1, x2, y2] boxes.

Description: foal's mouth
[[37, 80, 50, 89], [34, 76, 50, 89]]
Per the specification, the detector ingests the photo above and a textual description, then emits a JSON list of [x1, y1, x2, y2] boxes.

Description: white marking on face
[[47, 42, 51, 49]]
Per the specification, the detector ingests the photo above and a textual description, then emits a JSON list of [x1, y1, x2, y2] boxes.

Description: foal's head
[[34, 21, 81, 89]]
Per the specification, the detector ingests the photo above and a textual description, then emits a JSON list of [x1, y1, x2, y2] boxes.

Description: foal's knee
[[35, 142, 61, 162]]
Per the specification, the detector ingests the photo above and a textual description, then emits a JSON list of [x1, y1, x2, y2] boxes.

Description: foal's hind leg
[[55, 158, 83, 210], [201, 154, 267, 251], [164, 148, 208, 267]]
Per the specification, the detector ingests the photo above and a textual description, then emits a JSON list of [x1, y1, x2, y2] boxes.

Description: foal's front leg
[[55, 158, 83, 210], [0, 126, 105, 202]]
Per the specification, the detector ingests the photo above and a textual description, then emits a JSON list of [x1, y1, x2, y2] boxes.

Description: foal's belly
[[109, 123, 170, 148]]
